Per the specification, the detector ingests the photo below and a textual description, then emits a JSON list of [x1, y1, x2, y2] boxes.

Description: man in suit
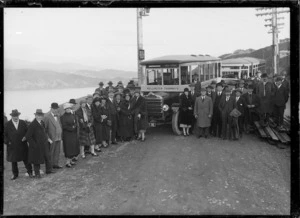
[[26, 109, 54, 178], [194, 88, 213, 138], [107, 90, 118, 144], [218, 89, 234, 140], [232, 89, 246, 138], [210, 80, 217, 93], [237, 80, 248, 95], [255, 73, 275, 127], [253, 71, 262, 91], [114, 92, 122, 141], [280, 71, 290, 94], [43, 103, 63, 169], [189, 84, 197, 134], [4, 109, 33, 180], [105, 81, 115, 92], [206, 85, 216, 105], [273, 76, 289, 131], [95, 82, 108, 98], [243, 84, 260, 133], [211, 83, 224, 138]]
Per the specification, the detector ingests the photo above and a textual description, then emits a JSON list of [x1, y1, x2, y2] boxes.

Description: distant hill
[[219, 48, 255, 59], [4, 69, 134, 91], [219, 41, 290, 75], [72, 69, 136, 79]]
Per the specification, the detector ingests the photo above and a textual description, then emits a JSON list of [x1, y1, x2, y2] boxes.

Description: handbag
[[229, 108, 242, 118]]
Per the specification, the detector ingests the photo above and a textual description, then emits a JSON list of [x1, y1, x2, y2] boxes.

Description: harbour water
[[4, 87, 96, 121]]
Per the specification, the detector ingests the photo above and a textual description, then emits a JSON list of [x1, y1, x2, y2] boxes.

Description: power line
[[255, 7, 290, 75]]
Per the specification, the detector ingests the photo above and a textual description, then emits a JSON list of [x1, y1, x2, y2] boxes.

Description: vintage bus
[[139, 55, 222, 135]]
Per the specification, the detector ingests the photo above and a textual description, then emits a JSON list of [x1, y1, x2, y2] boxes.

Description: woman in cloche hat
[[179, 87, 194, 136], [60, 103, 80, 167]]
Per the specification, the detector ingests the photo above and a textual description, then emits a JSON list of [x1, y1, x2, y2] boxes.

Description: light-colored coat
[[194, 96, 213, 128], [43, 112, 62, 141]]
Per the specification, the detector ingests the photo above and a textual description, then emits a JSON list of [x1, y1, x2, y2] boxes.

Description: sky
[[4, 8, 290, 71]]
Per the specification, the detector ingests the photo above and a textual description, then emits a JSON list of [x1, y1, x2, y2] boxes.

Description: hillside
[[4, 69, 134, 91], [220, 41, 290, 75]]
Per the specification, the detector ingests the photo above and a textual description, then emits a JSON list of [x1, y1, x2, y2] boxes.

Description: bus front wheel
[[172, 109, 182, 135]]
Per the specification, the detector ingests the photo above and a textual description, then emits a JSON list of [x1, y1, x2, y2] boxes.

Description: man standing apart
[[194, 88, 213, 138], [43, 103, 63, 169], [26, 109, 54, 178], [211, 83, 224, 137], [4, 109, 33, 180]]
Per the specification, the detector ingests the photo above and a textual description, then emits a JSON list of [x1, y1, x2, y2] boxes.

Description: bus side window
[[180, 66, 191, 85]]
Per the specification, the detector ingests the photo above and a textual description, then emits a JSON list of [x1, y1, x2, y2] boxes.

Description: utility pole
[[137, 8, 150, 85], [256, 7, 289, 76]]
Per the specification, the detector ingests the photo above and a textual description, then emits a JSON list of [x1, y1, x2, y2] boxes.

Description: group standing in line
[[4, 80, 148, 180]]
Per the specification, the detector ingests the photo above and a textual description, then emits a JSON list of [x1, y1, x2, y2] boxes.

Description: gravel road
[[3, 125, 290, 215]]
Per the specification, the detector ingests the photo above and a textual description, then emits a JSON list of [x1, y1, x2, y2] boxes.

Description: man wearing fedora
[[4, 109, 33, 180], [69, 99, 77, 114], [105, 81, 115, 92], [107, 90, 118, 144], [237, 80, 248, 95], [25, 109, 54, 178], [95, 82, 108, 97], [43, 103, 63, 169]]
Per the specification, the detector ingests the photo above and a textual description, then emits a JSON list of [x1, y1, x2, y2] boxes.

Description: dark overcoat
[[242, 92, 260, 114], [95, 87, 108, 97], [206, 91, 216, 105], [60, 112, 80, 158], [131, 96, 148, 131], [232, 96, 246, 116], [194, 96, 213, 128], [4, 119, 28, 162], [179, 93, 194, 126], [25, 119, 49, 164], [119, 100, 134, 138], [273, 85, 289, 107], [76, 108, 96, 146], [218, 96, 234, 138], [255, 81, 275, 114]]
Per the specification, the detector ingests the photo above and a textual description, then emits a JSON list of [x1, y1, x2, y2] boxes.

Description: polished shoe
[[53, 165, 63, 169], [91, 152, 98, 156], [141, 138, 146, 142], [11, 175, 18, 180], [66, 163, 72, 168], [81, 154, 86, 159], [72, 157, 78, 162], [111, 141, 118, 145], [95, 148, 102, 152], [45, 171, 55, 174], [70, 161, 76, 165], [28, 173, 34, 178]]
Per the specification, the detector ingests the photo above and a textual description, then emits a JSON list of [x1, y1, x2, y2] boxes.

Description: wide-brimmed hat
[[211, 80, 217, 85], [216, 82, 223, 88], [261, 73, 268, 78], [79, 99, 87, 105], [206, 85, 213, 90], [51, 102, 59, 109], [99, 82, 104, 86], [63, 103, 72, 110], [108, 81, 113, 85], [34, 109, 44, 116], [117, 81, 123, 85], [10, 109, 21, 117], [239, 80, 245, 84], [69, 99, 76, 104], [200, 87, 206, 92], [235, 89, 243, 94]]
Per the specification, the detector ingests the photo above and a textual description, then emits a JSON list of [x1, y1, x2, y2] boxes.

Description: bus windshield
[[147, 68, 179, 85]]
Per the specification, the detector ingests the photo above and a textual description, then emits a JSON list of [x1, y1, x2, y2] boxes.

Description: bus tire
[[172, 110, 182, 135]]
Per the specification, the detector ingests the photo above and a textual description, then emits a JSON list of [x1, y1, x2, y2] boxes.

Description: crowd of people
[[179, 70, 290, 144], [4, 80, 148, 180], [4, 71, 290, 180]]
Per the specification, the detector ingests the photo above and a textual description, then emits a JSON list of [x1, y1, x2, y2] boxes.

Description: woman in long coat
[[92, 97, 104, 149], [194, 88, 213, 138], [119, 93, 134, 141], [179, 88, 194, 136], [60, 103, 80, 167], [131, 90, 148, 141], [76, 99, 98, 158], [99, 97, 111, 147]]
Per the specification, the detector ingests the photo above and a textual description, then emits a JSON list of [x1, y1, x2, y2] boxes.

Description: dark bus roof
[[140, 55, 220, 66]]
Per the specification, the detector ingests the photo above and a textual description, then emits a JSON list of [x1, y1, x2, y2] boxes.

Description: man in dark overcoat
[[114, 92, 123, 141], [273, 76, 289, 131], [4, 109, 33, 180], [107, 90, 118, 144], [105, 81, 115, 92], [254, 73, 275, 126], [189, 84, 197, 134], [95, 82, 108, 98], [242, 84, 260, 133], [218, 89, 234, 140], [25, 109, 53, 178], [211, 83, 224, 137], [253, 71, 262, 91], [232, 89, 246, 138], [280, 71, 290, 94], [194, 88, 213, 138]]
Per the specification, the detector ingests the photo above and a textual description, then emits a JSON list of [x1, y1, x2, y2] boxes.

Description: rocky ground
[[3, 125, 290, 215]]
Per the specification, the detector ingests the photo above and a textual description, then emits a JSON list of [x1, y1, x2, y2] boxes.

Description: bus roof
[[221, 57, 266, 65], [140, 55, 220, 65]]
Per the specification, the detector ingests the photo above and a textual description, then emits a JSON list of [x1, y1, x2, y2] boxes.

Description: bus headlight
[[163, 104, 169, 112]]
